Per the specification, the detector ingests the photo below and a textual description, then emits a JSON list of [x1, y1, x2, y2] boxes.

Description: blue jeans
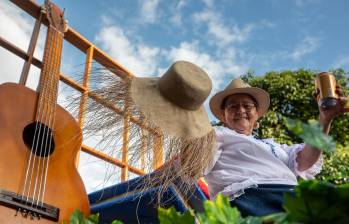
[[230, 184, 295, 217]]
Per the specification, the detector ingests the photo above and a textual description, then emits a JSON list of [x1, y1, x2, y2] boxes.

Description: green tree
[[240, 69, 349, 184], [317, 145, 349, 184]]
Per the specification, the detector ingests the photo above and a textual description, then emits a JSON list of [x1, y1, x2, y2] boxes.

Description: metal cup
[[315, 72, 338, 108]]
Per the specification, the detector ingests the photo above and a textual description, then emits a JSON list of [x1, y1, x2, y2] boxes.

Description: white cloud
[[202, 0, 215, 7], [95, 25, 160, 76], [295, 0, 321, 7], [260, 19, 276, 28], [170, 14, 182, 26], [289, 36, 319, 60], [0, 1, 32, 84], [193, 10, 253, 47], [334, 56, 349, 69], [0, 1, 45, 90], [94, 23, 248, 87], [170, 0, 187, 26], [140, 0, 161, 24], [78, 151, 122, 193], [0, 1, 32, 50]]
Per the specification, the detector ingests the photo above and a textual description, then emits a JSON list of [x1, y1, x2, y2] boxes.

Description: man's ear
[[253, 121, 260, 129]]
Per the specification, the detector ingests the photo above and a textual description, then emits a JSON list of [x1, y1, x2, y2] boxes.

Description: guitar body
[[0, 83, 90, 223]]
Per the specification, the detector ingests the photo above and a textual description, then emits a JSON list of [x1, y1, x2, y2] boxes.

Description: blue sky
[[2, 0, 349, 102], [1, 0, 349, 191], [50, 0, 349, 77], [49, 0, 349, 109]]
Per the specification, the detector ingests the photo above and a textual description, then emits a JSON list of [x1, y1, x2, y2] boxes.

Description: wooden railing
[[0, 0, 164, 182]]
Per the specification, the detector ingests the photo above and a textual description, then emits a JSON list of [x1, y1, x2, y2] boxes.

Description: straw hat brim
[[209, 87, 270, 121], [131, 77, 212, 139]]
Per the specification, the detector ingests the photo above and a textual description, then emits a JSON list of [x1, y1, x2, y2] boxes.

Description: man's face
[[221, 94, 259, 135]]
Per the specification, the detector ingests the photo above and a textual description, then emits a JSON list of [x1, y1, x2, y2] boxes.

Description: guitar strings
[[34, 27, 56, 207], [33, 26, 61, 208], [20, 24, 53, 206], [21, 25, 56, 208], [29, 25, 55, 207], [37, 27, 62, 207]]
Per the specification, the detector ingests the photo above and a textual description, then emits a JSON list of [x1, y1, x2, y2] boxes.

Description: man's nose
[[236, 104, 246, 113]]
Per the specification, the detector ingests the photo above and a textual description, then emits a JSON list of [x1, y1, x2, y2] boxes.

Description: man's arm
[[297, 85, 349, 171]]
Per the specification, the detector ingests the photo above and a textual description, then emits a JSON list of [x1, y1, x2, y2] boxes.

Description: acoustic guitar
[[0, 1, 89, 223]]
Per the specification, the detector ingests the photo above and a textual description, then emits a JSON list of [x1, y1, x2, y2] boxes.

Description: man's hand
[[319, 85, 349, 120], [298, 85, 349, 171], [315, 85, 349, 134]]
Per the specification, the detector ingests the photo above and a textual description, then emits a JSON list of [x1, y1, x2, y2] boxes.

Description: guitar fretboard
[[36, 26, 63, 124]]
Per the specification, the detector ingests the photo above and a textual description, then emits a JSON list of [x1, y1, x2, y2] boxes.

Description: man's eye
[[226, 103, 255, 111], [228, 105, 239, 110]]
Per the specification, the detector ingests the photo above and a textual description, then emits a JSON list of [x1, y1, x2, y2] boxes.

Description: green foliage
[[197, 194, 241, 224], [284, 118, 336, 154], [158, 207, 195, 224], [68, 209, 123, 224], [260, 213, 288, 224], [283, 180, 349, 224], [317, 145, 349, 184], [68, 209, 100, 224], [111, 220, 124, 224]]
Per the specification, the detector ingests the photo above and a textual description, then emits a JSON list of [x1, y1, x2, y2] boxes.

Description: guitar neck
[[36, 26, 63, 124]]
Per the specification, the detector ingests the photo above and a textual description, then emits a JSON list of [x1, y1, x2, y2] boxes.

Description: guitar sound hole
[[23, 122, 55, 157]]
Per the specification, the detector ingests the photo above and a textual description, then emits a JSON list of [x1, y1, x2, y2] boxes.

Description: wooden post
[[78, 46, 93, 125], [121, 100, 130, 181], [76, 46, 93, 166], [20, 12, 42, 85], [152, 134, 164, 170], [140, 129, 147, 171]]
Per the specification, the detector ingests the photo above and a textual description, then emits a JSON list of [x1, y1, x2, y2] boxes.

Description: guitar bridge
[[0, 189, 59, 221]]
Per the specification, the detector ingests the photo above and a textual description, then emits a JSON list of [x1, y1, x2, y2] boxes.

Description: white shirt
[[204, 126, 323, 200]]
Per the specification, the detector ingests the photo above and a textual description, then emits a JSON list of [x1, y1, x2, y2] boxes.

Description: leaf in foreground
[[158, 206, 195, 224], [197, 194, 240, 224], [285, 118, 336, 153], [69, 209, 99, 224], [283, 180, 349, 223]]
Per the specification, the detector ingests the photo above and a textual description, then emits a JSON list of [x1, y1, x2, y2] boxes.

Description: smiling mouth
[[234, 117, 249, 121]]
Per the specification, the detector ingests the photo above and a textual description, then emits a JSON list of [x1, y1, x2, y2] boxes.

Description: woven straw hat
[[70, 61, 216, 197], [131, 60, 213, 139], [210, 78, 270, 121]]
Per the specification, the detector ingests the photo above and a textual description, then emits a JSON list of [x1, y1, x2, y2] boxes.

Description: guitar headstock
[[43, 0, 67, 33]]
